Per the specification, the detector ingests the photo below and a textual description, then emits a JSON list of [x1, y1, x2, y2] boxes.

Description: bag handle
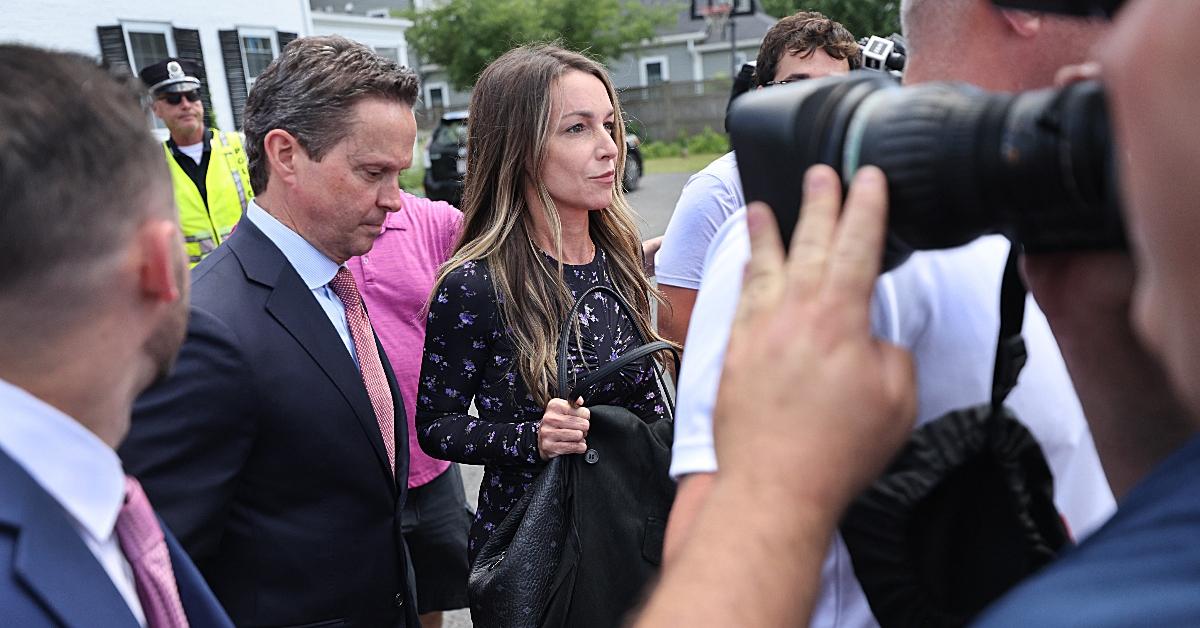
[[568, 340, 681, 402], [556, 284, 651, 400], [991, 240, 1028, 410]]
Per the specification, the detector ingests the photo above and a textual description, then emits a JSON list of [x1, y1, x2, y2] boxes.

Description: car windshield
[[431, 120, 467, 148]]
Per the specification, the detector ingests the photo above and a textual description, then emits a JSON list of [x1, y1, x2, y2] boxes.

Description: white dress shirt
[[0, 377, 146, 626]]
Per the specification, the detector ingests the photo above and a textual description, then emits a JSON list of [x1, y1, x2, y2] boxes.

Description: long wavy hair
[[434, 43, 670, 406]]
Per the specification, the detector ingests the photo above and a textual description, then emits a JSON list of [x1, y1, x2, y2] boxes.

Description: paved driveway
[[628, 171, 693, 238]]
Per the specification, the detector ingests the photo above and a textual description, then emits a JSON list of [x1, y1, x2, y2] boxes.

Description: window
[[375, 46, 400, 63], [238, 28, 279, 88], [122, 22, 176, 75], [640, 56, 669, 87], [424, 81, 449, 109], [121, 22, 177, 130]]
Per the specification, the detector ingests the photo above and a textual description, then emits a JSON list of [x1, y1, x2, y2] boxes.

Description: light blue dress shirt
[[247, 200, 358, 366]]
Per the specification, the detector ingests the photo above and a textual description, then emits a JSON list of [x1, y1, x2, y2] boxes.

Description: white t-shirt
[[670, 210, 1117, 628], [178, 141, 204, 165], [656, 151, 743, 290]]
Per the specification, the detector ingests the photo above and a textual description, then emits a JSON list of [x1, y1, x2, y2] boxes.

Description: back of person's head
[[0, 45, 168, 341], [901, 0, 1109, 88], [444, 43, 664, 403], [756, 11, 861, 88], [243, 35, 419, 194]]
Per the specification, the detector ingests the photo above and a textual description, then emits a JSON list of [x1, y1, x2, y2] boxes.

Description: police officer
[[139, 58, 253, 266]]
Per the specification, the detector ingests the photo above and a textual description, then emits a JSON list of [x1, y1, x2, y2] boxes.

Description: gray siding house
[[310, 0, 776, 131]]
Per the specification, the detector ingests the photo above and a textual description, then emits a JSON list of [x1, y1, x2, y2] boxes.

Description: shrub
[[686, 126, 729, 155], [641, 140, 682, 159]]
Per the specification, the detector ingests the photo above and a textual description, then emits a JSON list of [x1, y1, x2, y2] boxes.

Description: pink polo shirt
[[348, 191, 463, 489]]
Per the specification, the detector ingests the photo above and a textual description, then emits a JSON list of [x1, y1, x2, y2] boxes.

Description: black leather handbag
[[468, 285, 677, 628]]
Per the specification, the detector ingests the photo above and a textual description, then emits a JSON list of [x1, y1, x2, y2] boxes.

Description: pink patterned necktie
[[115, 476, 190, 628], [329, 266, 397, 473]]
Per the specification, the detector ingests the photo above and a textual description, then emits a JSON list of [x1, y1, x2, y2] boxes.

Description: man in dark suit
[[120, 36, 421, 627], [0, 45, 231, 627]]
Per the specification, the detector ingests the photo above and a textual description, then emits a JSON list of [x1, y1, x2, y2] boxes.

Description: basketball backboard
[[690, 0, 756, 20]]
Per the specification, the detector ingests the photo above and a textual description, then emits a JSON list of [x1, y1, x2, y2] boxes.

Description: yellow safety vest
[[164, 130, 254, 266]]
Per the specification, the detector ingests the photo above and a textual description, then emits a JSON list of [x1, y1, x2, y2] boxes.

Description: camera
[[727, 73, 1124, 268]]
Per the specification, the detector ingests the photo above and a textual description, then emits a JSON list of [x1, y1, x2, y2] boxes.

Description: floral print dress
[[416, 250, 669, 559]]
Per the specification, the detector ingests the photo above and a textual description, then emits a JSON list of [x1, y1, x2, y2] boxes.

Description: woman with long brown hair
[[416, 43, 671, 559]]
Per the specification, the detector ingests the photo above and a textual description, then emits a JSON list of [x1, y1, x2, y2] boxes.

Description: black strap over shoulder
[[991, 241, 1028, 410]]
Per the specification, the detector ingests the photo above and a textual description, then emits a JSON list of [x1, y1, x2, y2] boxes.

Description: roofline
[[309, 12, 414, 28]]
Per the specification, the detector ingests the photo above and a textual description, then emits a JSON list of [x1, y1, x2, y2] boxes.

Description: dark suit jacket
[[120, 219, 417, 627], [0, 448, 232, 628]]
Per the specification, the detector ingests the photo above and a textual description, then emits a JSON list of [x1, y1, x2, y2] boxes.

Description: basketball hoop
[[700, 0, 733, 39]]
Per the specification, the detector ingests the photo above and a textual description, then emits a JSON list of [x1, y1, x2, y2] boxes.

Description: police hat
[[138, 58, 202, 95]]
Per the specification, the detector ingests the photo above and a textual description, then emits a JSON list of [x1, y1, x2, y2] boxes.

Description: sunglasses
[[160, 91, 201, 105]]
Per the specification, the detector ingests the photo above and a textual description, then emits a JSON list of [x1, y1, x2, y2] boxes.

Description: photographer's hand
[[636, 165, 916, 627]]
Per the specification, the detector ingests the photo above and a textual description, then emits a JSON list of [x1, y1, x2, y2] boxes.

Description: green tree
[[404, 0, 679, 91], [759, 0, 900, 39]]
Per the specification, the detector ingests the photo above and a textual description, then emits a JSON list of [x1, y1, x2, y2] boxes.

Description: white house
[[0, 0, 414, 133]]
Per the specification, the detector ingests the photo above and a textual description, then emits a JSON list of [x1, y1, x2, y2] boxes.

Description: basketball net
[[701, 1, 733, 39]]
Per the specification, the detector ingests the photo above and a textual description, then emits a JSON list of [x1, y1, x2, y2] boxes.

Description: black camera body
[[727, 73, 1125, 269]]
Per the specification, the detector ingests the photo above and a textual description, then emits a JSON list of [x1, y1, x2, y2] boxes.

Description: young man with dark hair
[[0, 45, 230, 627], [122, 36, 423, 627], [656, 10, 859, 354], [754, 10, 863, 87]]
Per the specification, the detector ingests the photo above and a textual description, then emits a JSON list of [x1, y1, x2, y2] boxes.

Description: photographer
[[663, 4, 1117, 625], [655, 11, 859, 355], [638, 0, 1200, 625]]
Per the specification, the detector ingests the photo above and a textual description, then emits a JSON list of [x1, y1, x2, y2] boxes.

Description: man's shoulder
[[396, 192, 462, 228], [685, 151, 741, 194]]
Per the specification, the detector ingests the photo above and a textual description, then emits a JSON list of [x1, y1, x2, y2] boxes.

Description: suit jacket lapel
[[0, 450, 140, 628], [228, 221, 397, 494]]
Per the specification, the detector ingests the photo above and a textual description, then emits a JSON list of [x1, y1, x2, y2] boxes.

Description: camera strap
[[991, 239, 1028, 410]]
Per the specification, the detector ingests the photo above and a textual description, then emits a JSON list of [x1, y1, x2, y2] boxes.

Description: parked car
[[423, 111, 644, 206], [423, 110, 468, 205], [623, 132, 644, 192]]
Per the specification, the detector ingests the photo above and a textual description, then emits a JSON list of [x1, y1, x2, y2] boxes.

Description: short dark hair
[[243, 35, 421, 193], [0, 44, 166, 302], [756, 11, 861, 87]]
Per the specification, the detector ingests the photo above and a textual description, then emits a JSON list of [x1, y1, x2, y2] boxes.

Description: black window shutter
[[172, 28, 215, 126], [97, 25, 132, 77], [278, 31, 298, 52], [218, 29, 247, 131]]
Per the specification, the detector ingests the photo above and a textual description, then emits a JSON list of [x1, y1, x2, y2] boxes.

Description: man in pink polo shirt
[[347, 191, 467, 628]]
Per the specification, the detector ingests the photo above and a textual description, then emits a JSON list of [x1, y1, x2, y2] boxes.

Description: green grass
[[400, 165, 425, 197], [644, 152, 725, 175]]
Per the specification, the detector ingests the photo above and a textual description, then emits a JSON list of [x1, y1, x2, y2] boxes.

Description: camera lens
[[728, 74, 1124, 267]]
